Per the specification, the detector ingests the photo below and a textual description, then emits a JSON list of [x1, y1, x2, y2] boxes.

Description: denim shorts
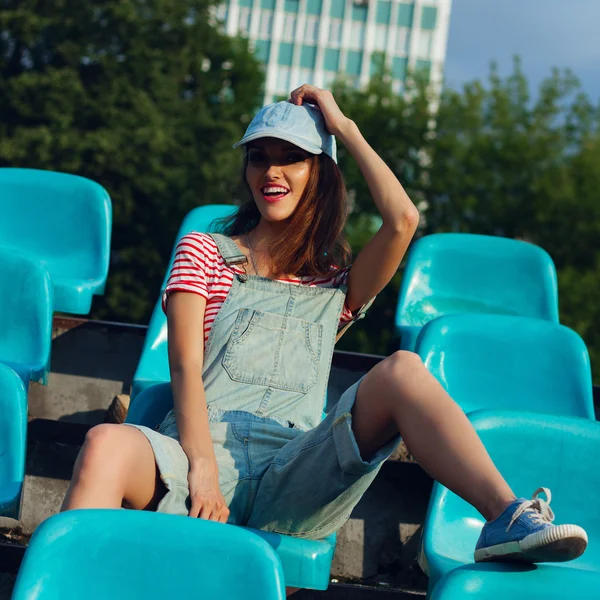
[[126, 377, 400, 539]]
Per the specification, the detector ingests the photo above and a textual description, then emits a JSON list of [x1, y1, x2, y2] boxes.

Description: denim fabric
[[128, 233, 398, 538]]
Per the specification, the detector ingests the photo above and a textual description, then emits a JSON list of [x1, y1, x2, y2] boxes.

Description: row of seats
[[0, 168, 111, 519]]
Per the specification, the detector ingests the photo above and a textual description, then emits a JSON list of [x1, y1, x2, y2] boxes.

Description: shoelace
[[506, 487, 555, 532]]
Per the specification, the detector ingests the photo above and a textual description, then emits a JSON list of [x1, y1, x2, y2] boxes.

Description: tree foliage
[[0, 0, 263, 321], [334, 61, 600, 382]]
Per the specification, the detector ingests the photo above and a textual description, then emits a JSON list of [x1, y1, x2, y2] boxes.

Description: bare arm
[[167, 291, 229, 522], [290, 85, 419, 313]]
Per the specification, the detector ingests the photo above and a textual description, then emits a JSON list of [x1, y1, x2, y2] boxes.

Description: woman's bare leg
[[351, 351, 516, 521], [61, 424, 166, 511]]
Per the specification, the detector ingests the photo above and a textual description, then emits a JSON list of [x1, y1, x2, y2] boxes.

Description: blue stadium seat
[[0, 248, 53, 386], [431, 563, 600, 600], [126, 383, 337, 591], [415, 314, 594, 419], [12, 510, 286, 600], [0, 363, 28, 519], [395, 234, 559, 350], [131, 204, 237, 400], [421, 410, 600, 598], [0, 168, 112, 315]]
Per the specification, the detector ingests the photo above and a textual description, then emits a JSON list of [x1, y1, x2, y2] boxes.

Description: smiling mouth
[[260, 186, 290, 203]]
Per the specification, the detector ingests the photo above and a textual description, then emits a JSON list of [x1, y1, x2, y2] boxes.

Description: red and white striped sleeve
[[162, 233, 210, 314], [334, 266, 375, 329]]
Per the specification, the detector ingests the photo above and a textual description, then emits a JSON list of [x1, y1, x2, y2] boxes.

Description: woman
[[62, 85, 586, 567]]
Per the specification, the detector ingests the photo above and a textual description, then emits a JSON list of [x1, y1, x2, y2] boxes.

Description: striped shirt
[[162, 232, 357, 349]]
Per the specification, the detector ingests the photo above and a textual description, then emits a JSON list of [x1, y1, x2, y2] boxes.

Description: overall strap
[[206, 233, 247, 267]]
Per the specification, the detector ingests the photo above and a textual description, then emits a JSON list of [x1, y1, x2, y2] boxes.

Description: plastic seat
[[395, 234, 559, 350], [415, 314, 594, 419], [126, 383, 337, 591], [0, 248, 53, 386], [12, 509, 286, 600], [421, 410, 600, 597], [431, 563, 600, 600], [0, 168, 112, 315], [0, 364, 28, 519], [131, 204, 238, 400]]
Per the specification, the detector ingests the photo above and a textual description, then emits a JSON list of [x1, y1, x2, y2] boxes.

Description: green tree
[[0, 0, 264, 322]]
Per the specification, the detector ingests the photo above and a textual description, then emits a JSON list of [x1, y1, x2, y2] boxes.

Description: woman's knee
[[76, 424, 135, 479], [377, 351, 424, 386]]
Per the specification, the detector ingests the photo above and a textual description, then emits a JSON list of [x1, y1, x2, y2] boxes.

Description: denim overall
[[129, 233, 398, 538]]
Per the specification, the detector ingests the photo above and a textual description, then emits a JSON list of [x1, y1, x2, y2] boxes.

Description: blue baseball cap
[[233, 101, 337, 163]]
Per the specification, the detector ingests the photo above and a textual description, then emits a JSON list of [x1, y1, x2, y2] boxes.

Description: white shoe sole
[[474, 524, 588, 563]]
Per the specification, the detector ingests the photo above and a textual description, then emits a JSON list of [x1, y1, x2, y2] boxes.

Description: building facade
[[217, 0, 452, 104]]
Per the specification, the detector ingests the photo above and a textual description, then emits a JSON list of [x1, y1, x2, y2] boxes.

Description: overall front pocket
[[222, 308, 323, 393]]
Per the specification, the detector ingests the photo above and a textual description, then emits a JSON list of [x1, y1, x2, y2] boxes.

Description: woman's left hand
[[289, 84, 352, 137]]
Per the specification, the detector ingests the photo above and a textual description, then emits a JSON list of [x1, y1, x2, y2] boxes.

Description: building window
[[284, 0, 299, 11], [296, 68, 315, 86], [254, 40, 271, 62], [261, 0, 275, 9], [323, 48, 340, 71], [283, 13, 297, 38], [415, 59, 432, 80], [376, 0, 391, 24], [238, 0, 252, 7], [328, 18, 343, 45], [276, 66, 292, 91], [300, 44, 317, 69], [306, 0, 322, 15], [259, 9, 273, 38], [351, 4, 368, 22], [349, 21, 365, 49], [373, 24, 388, 51], [322, 71, 338, 88], [278, 42, 294, 65], [370, 51, 385, 76], [346, 50, 363, 76], [329, 0, 345, 18], [304, 15, 320, 44], [397, 2, 414, 27], [215, 3, 228, 22], [395, 27, 410, 55], [392, 56, 407, 80], [237, 7, 252, 34], [392, 79, 404, 94], [417, 30, 433, 58], [421, 6, 438, 30]]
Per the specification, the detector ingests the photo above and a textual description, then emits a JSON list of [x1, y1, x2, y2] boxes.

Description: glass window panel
[[276, 66, 291, 91], [392, 56, 407, 80], [417, 30, 432, 58], [397, 2, 414, 27], [300, 44, 317, 68], [261, 0, 275, 9], [254, 40, 271, 62], [346, 50, 362, 76], [237, 7, 251, 33], [376, 1, 391, 24], [259, 9, 273, 37], [329, 0, 345, 18], [351, 4, 368, 22], [370, 51, 385, 76], [323, 48, 340, 71], [238, 0, 253, 8], [421, 6, 438, 30], [284, 0, 299, 12], [278, 42, 294, 65], [306, 0, 323, 15], [304, 15, 320, 43], [415, 59, 432, 79]]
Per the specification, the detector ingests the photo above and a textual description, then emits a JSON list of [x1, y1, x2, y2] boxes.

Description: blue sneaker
[[474, 487, 588, 563]]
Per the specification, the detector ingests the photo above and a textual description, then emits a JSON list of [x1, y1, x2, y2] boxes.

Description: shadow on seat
[[0, 168, 112, 315], [395, 234, 559, 350], [421, 410, 600, 597], [11, 509, 286, 599]]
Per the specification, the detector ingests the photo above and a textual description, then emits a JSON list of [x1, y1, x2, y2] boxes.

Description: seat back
[[415, 314, 594, 418], [395, 234, 559, 350], [12, 510, 285, 600], [0, 248, 53, 385], [422, 410, 600, 592], [0, 168, 112, 314], [0, 364, 27, 518], [131, 204, 238, 400]]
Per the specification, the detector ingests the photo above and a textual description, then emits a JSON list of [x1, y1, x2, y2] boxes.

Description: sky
[[443, 0, 600, 101]]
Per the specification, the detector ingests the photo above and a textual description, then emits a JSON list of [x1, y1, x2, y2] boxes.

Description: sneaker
[[474, 487, 588, 563]]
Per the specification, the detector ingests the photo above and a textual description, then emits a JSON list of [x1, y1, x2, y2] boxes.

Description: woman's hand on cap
[[289, 84, 352, 137]]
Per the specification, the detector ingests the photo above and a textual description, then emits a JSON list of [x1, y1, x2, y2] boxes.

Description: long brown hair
[[214, 152, 351, 277]]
